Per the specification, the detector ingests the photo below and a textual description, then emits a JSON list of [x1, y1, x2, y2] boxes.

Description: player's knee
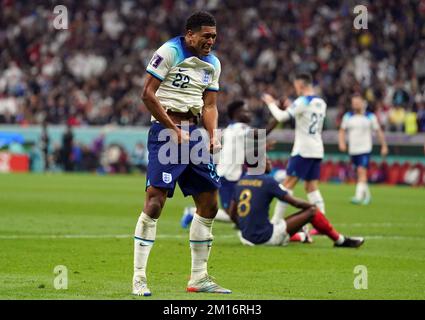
[[144, 194, 166, 218], [199, 202, 218, 218], [208, 202, 219, 217], [305, 183, 317, 193]]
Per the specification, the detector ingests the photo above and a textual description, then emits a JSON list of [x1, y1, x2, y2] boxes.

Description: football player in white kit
[[261, 73, 327, 230], [339, 94, 388, 205], [133, 12, 231, 296]]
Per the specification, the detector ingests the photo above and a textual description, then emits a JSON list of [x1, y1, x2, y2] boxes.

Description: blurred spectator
[[374, 101, 390, 131], [404, 108, 418, 135], [388, 106, 406, 132], [392, 81, 410, 108], [61, 124, 74, 171], [81, 145, 98, 172], [91, 133, 105, 169], [40, 121, 50, 171], [131, 142, 148, 173], [72, 142, 84, 171], [52, 143, 62, 171], [105, 143, 130, 173], [417, 103, 425, 132]]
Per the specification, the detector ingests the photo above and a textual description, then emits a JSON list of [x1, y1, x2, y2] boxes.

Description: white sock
[[215, 208, 231, 222], [355, 183, 363, 200], [295, 232, 306, 242], [307, 190, 325, 214], [134, 212, 157, 279], [335, 234, 345, 245], [190, 213, 214, 281], [363, 183, 371, 200], [271, 189, 293, 224]]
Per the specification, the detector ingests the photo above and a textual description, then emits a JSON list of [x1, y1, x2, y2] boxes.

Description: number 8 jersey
[[287, 95, 327, 159], [146, 36, 221, 120]]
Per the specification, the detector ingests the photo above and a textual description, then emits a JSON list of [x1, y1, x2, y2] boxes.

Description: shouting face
[[186, 26, 217, 56]]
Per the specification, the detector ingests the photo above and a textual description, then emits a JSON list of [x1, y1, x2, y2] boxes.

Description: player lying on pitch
[[228, 156, 365, 248]]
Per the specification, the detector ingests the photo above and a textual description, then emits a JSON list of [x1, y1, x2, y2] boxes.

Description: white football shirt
[[287, 96, 327, 159], [216, 122, 251, 181], [146, 36, 221, 120], [341, 112, 380, 155]]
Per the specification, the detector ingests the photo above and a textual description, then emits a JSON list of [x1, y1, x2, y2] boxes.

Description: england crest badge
[[162, 172, 172, 184], [202, 70, 212, 84]]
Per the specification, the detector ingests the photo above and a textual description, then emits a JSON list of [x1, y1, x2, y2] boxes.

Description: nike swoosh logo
[[179, 68, 188, 72]]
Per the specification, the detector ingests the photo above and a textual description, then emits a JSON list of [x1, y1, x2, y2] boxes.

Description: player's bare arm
[[202, 90, 221, 153], [261, 93, 292, 123], [338, 127, 347, 152], [141, 74, 189, 143], [280, 193, 315, 210], [377, 127, 388, 156], [266, 118, 279, 135]]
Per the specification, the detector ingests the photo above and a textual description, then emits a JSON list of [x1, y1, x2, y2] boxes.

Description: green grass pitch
[[0, 173, 424, 300]]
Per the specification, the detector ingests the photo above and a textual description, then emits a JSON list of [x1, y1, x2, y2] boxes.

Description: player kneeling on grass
[[228, 157, 365, 248]]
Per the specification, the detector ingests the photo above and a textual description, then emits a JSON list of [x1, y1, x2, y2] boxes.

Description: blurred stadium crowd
[[0, 0, 425, 133]]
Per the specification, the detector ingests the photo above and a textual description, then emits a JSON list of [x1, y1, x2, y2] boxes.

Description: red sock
[[290, 233, 303, 242], [311, 209, 340, 242]]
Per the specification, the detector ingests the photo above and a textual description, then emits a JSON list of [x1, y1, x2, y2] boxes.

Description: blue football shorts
[[145, 122, 221, 198]]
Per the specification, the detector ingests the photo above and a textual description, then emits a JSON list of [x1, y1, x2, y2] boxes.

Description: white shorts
[[238, 219, 290, 246]]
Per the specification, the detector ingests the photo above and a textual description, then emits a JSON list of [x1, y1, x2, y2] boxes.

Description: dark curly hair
[[185, 11, 216, 32]]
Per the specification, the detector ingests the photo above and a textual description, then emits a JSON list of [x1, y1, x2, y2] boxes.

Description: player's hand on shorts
[[173, 128, 190, 144], [210, 136, 221, 154], [261, 93, 277, 106]]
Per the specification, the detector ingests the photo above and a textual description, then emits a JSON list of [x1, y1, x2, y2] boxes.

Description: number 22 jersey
[[146, 36, 221, 120]]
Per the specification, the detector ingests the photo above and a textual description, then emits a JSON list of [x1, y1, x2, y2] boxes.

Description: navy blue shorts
[[218, 177, 238, 210], [146, 123, 221, 198], [351, 153, 370, 169], [286, 155, 322, 181]]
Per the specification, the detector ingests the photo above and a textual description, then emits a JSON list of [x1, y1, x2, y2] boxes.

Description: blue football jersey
[[232, 173, 288, 244]]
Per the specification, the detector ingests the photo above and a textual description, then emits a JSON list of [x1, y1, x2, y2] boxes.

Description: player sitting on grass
[[228, 156, 365, 248], [181, 100, 280, 228]]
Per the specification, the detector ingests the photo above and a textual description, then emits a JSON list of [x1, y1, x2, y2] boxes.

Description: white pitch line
[[0, 234, 423, 240], [334, 223, 424, 228]]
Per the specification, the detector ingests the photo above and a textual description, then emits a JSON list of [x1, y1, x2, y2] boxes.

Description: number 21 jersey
[[287, 95, 327, 159]]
